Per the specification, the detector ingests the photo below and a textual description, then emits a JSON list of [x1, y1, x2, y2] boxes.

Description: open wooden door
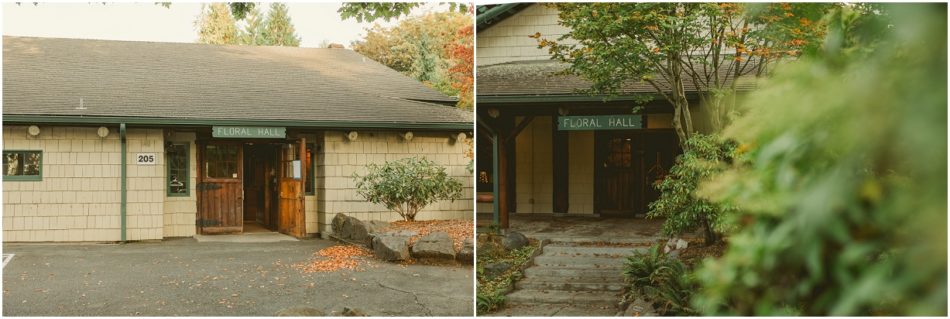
[[197, 142, 244, 233], [277, 139, 306, 238]]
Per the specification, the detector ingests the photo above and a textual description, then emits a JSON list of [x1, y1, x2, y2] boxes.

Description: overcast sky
[[2, 2, 449, 48]]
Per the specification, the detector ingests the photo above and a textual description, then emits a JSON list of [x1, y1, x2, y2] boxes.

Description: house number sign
[[212, 126, 286, 139], [136, 153, 157, 165], [558, 115, 643, 131]]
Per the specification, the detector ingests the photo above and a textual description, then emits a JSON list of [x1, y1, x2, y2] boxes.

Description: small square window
[[3, 150, 42, 181]]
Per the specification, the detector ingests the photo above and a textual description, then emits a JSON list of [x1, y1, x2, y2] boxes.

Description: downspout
[[120, 123, 127, 243]]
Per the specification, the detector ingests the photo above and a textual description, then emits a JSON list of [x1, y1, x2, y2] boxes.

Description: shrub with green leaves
[[647, 134, 738, 245], [691, 4, 946, 316], [353, 157, 463, 221], [623, 245, 697, 316]]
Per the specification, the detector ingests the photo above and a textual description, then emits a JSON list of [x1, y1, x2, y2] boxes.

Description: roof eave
[[2, 115, 472, 131]]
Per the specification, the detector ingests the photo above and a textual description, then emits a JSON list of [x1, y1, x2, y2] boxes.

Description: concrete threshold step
[[485, 303, 618, 317], [524, 266, 625, 279], [516, 278, 626, 292], [541, 245, 648, 258], [505, 289, 620, 307], [534, 255, 629, 267]]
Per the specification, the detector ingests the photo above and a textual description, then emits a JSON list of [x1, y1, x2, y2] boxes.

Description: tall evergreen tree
[[237, 6, 267, 46], [196, 3, 238, 45], [263, 3, 301, 47]]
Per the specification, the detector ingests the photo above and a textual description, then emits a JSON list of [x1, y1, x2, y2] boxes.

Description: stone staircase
[[492, 242, 648, 316]]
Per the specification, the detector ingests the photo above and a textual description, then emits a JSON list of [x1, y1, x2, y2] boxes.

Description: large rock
[[372, 234, 410, 261], [411, 232, 456, 259], [457, 237, 474, 264], [331, 213, 390, 246], [482, 262, 512, 280], [501, 231, 529, 251], [275, 307, 326, 316]]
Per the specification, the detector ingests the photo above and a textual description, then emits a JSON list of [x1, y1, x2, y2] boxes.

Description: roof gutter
[[476, 3, 525, 29], [477, 93, 701, 104], [2, 115, 472, 131]]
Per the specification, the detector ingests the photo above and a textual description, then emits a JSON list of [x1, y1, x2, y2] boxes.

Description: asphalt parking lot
[[2, 238, 473, 316]]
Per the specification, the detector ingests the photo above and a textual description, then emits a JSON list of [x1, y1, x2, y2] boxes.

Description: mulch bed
[[677, 238, 727, 268], [388, 219, 473, 252]]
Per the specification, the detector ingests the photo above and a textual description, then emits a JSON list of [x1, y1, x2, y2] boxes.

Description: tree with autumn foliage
[[538, 3, 834, 149], [351, 11, 472, 108]]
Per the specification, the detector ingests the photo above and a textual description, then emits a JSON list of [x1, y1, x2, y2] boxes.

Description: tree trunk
[[702, 216, 719, 246]]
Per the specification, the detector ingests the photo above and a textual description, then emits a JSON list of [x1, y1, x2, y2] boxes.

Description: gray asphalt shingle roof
[[3, 36, 472, 128], [477, 59, 758, 98]]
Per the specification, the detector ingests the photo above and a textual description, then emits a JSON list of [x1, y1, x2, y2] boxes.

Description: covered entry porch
[[476, 97, 683, 230]]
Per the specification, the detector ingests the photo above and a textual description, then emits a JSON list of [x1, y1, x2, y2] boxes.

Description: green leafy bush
[[648, 134, 738, 245], [353, 157, 463, 221], [691, 4, 946, 316], [623, 245, 698, 316]]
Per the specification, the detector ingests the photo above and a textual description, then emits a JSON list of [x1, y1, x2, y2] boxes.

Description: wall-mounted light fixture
[[487, 108, 500, 118], [403, 131, 414, 142], [451, 132, 467, 144], [558, 107, 570, 116], [27, 125, 40, 137], [97, 126, 110, 138], [347, 131, 359, 141]]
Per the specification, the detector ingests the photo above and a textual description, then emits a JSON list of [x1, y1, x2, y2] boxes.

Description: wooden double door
[[594, 129, 679, 216], [196, 139, 307, 237]]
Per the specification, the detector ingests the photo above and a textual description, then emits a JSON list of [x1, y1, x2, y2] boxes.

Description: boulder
[[411, 232, 456, 259], [457, 237, 474, 264], [332, 213, 390, 247], [482, 262, 512, 280], [501, 231, 529, 251], [342, 307, 367, 316], [372, 234, 410, 261], [663, 237, 688, 254], [275, 307, 326, 316]]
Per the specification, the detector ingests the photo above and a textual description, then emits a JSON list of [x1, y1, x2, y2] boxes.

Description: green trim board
[[305, 143, 316, 195], [1, 150, 42, 181], [2, 115, 472, 131], [558, 115, 643, 130], [166, 142, 191, 197]]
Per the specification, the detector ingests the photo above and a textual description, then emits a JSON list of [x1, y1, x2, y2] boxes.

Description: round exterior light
[[403, 131, 414, 141], [27, 125, 40, 137], [97, 126, 110, 138], [455, 132, 467, 143], [487, 108, 500, 118], [558, 107, 570, 116], [347, 131, 358, 141]]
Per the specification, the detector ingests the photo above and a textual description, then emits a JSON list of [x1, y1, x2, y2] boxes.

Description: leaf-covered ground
[[388, 219, 473, 252], [292, 245, 375, 273]]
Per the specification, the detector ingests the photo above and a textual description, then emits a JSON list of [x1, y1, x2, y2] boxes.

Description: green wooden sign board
[[558, 115, 643, 130], [212, 126, 286, 138]]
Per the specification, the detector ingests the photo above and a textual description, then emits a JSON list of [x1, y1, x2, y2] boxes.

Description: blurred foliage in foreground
[[693, 4, 946, 315]]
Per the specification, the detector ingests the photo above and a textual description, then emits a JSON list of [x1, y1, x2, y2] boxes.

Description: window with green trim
[[166, 143, 190, 196], [3, 150, 42, 181], [305, 143, 316, 195]]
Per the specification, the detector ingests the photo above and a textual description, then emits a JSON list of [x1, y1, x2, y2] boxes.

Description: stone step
[[523, 266, 625, 279], [483, 303, 618, 317], [505, 289, 619, 307], [541, 245, 647, 258], [534, 255, 629, 268], [515, 278, 626, 292]]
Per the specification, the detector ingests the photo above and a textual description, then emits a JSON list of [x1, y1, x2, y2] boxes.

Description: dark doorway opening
[[243, 143, 280, 232], [594, 129, 680, 217]]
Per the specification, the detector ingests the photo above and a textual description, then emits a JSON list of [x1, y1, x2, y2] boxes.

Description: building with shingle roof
[[2, 36, 473, 242], [474, 4, 753, 229]]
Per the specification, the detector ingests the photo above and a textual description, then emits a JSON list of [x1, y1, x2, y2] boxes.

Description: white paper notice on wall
[[136, 153, 157, 165], [292, 160, 301, 179]]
